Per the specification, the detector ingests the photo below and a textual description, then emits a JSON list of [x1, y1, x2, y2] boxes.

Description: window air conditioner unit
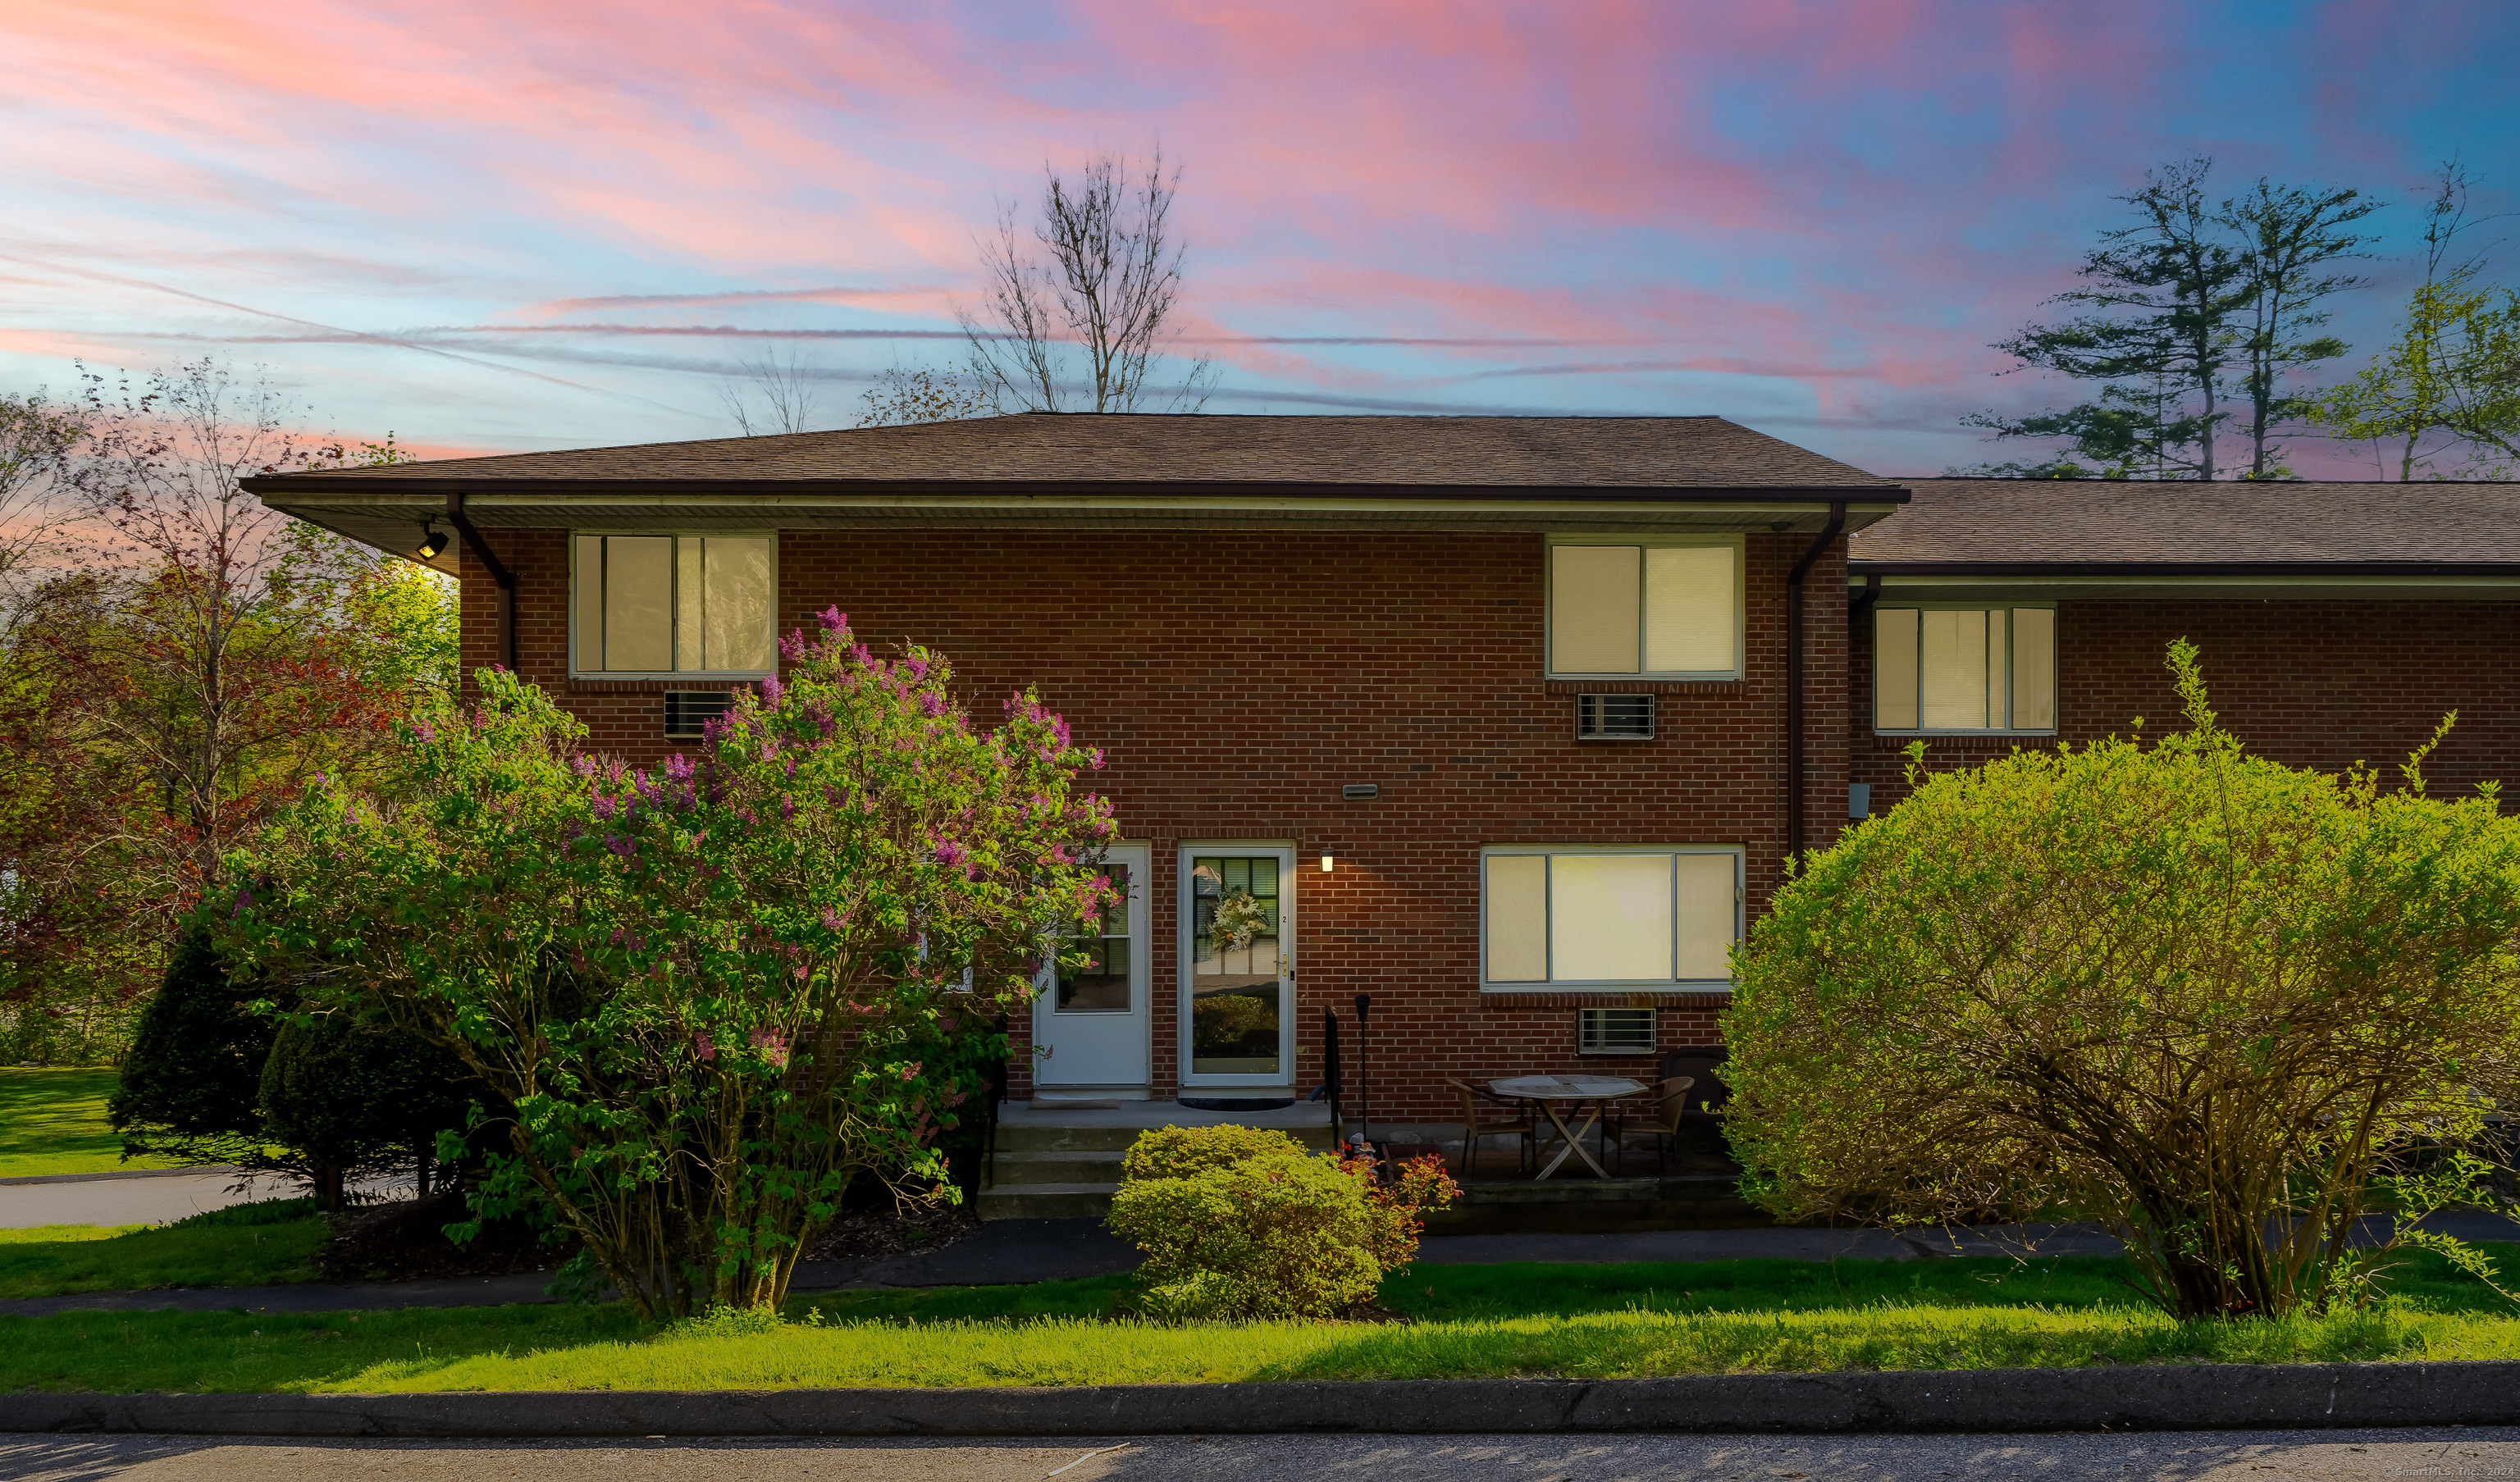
[[1575, 693, 1655, 741], [1578, 1006, 1655, 1056], [663, 690, 733, 739]]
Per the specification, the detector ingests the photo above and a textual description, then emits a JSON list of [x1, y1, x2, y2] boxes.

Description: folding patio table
[[1487, 1074, 1648, 1179]]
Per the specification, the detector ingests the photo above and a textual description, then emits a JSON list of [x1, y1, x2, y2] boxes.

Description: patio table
[[1487, 1074, 1649, 1179]]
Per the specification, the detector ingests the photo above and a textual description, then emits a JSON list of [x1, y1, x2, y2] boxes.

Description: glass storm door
[[1034, 845, 1150, 1087], [1180, 846, 1294, 1086]]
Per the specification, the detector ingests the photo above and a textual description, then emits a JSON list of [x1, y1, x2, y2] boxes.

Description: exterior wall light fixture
[[1320, 854, 1334, 873], [416, 523, 452, 560]]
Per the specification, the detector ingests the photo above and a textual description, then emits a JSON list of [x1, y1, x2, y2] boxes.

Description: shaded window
[[574, 535, 774, 675], [1874, 606, 2054, 732], [1483, 847, 1740, 989], [1548, 542, 1739, 677]]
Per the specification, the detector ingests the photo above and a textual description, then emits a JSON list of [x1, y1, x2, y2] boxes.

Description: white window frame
[[1871, 601, 2057, 737], [1545, 535, 1745, 682], [1479, 843, 1745, 996], [568, 530, 780, 681]]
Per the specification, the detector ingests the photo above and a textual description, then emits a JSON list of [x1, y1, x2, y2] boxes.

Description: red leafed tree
[[0, 359, 451, 1063]]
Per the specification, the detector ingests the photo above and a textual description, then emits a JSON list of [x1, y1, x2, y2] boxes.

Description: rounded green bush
[[1119, 1124, 1310, 1183], [1107, 1124, 1458, 1321], [1109, 1142, 1384, 1320]]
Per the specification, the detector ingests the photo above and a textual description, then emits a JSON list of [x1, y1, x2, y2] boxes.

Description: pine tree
[[1961, 159, 2377, 480], [107, 928, 276, 1167]]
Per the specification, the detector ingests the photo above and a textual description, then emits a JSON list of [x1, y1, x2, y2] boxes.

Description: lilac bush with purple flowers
[[221, 610, 1116, 1316]]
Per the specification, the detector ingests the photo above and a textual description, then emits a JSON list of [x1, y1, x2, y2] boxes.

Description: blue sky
[[2, 0, 2514, 476]]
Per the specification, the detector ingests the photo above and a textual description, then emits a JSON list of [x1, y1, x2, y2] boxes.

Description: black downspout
[[443, 491, 517, 671], [1850, 572, 1883, 621], [1785, 502, 1848, 861]]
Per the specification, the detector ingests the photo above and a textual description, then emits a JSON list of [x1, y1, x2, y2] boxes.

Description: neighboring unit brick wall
[[459, 527, 1850, 1122], [1849, 598, 2520, 815]]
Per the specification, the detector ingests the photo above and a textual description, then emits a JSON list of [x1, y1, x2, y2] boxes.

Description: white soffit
[[267, 493, 1904, 572], [1856, 572, 2520, 602]]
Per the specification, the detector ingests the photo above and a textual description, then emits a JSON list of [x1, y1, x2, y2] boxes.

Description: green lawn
[[6, 1248, 2516, 1393], [0, 1067, 189, 1179], [0, 1200, 329, 1300]]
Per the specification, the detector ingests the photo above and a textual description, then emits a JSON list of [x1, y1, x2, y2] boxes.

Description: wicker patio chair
[[1446, 1078, 1536, 1179], [1613, 1075, 1696, 1175]]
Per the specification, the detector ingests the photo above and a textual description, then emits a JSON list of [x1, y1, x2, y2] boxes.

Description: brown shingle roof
[[1851, 477, 2520, 568], [251, 413, 1896, 491]]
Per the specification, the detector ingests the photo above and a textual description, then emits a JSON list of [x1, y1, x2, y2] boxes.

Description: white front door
[[1034, 844, 1150, 1087], [1180, 844, 1295, 1088]]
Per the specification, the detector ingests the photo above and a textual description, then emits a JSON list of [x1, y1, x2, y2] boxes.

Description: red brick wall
[[1849, 598, 2520, 814], [459, 527, 1848, 1121]]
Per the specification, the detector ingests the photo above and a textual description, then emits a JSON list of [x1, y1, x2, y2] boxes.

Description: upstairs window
[[573, 535, 775, 676], [1874, 606, 2055, 733], [1547, 539, 1741, 680]]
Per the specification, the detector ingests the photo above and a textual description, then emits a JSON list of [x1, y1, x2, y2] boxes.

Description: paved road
[[9, 1430, 2520, 1480]]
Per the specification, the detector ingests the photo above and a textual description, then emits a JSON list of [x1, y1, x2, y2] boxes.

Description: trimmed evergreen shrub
[[258, 1014, 483, 1207], [108, 928, 276, 1167]]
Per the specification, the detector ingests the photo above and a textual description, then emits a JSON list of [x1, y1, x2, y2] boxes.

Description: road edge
[[6, 1363, 2518, 1437]]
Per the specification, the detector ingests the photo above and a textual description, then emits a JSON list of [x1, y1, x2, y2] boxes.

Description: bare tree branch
[[0, 390, 91, 643], [716, 348, 826, 436], [959, 149, 1218, 413]]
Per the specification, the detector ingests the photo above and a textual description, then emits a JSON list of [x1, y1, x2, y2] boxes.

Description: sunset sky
[[4, 0, 2514, 477]]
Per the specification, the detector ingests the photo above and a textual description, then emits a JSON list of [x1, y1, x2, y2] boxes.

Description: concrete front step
[[989, 1149, 1127, 1186], [995, 1124, 1162, 1155], [978, 1101, 1342, 1221], [997, 1120, 1339, 1155], [975, 1183, 1121, 1220]]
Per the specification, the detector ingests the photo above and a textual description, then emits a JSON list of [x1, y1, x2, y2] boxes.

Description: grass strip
[[0, 1202, 328, 1300], [5, 1249, 2515, 1393], [0, 1068, 193, 1179]]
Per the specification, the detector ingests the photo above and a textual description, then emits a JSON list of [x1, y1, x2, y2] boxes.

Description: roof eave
[[242, 475, 1906, 502]]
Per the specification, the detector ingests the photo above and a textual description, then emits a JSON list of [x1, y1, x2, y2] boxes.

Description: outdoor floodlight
[[417, 524, 452, 560]]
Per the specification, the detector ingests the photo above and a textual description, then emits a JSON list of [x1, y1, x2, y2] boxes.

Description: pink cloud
[[2, 0, 2504, 476]]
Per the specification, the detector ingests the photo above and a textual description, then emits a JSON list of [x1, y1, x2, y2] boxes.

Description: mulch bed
[[802, 1206, 981, 1264], [317, 1189, 980, 1284], [317, 1189, 575, 1284]]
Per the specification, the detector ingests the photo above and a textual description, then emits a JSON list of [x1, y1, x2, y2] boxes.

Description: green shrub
[[222, 619, 1116, 1319], [258, 1013, 482, 1206], [1725, 641, 2520, 1321], [108, 928, 276, 1168], [1120, 1124, 1310, 1182], [1106, 1124, 1457, 1321]]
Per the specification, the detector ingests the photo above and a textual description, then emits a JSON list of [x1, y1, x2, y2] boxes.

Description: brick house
[[1848, 477, 2520, 820], [244, 418, 2520, 1129]]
